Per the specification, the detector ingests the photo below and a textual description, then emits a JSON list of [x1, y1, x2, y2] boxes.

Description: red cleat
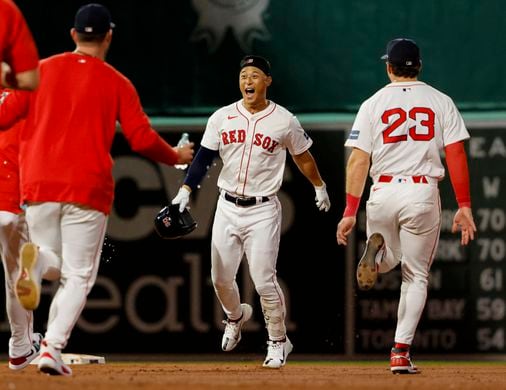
[[390, 347, 419, 374]]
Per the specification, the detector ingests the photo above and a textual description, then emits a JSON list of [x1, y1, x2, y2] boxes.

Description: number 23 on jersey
[[382, 107, 435, 144]]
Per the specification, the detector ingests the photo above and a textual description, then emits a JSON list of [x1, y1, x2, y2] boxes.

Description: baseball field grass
[[1, 356, 506, 390]]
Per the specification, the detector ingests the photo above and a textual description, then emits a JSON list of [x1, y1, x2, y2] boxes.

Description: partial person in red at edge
[[0, 0, 41, 373], [336, 38, 476, 374], [0, 3, 194, 376], [0, 108, 43, 371], [0, 0, 39, 90]]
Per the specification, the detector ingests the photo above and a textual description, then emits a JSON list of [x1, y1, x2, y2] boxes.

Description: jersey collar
[[386, 81, 426, 88], [236, 99, 273, 119]]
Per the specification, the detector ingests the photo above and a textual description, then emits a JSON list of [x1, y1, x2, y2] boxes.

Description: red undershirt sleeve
[[444, 141, 471, 208]]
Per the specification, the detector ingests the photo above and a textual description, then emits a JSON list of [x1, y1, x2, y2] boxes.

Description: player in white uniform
[[336, 38, 476, 374], [172, 55, 330, 368]]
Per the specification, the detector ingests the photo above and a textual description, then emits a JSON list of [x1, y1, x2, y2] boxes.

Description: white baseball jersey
[[200, 99, 312, 197], [345, 81, 470, 180]]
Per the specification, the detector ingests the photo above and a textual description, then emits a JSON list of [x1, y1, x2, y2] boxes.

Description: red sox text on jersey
[[221, 129, 279, 153]]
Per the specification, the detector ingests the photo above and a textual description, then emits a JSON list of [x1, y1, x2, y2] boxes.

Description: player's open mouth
[[245, 87, 255, 97]]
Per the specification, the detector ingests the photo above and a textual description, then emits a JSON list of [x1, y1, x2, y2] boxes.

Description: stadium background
[[1, 0, 504, 357]]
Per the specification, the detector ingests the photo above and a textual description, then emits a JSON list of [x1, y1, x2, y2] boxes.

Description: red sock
[[394, 343, 410, 349]]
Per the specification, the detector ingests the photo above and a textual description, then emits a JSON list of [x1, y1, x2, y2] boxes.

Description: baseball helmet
[[154, 204, 197, 239]]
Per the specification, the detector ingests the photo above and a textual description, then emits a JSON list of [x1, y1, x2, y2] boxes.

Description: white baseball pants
[[0, 211, 36, 358], [25, 202, 107, 349], [211, 195, 287, 341], [366, 180, 441, 345]]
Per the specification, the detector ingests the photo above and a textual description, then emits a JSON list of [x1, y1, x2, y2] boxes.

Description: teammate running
[[171, 55, 330, 368], [0, 113, 43, 370], [0, 0, 41, 371], [336, 38, 476, 374], [0, 3, 193, 376]]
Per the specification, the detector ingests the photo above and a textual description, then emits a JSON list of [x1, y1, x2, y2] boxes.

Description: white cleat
[[38, 340, 72, 376], [221, 303, 253, 352], [16, 242, 41, 310], [263, 337, 293, 369], [8, 333, 43, 370]]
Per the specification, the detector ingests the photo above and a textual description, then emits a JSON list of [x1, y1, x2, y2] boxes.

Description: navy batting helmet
[[154, 204, 197, 239]]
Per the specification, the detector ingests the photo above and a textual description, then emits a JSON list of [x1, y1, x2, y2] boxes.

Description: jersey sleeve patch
[[348, 130, 360, 140]]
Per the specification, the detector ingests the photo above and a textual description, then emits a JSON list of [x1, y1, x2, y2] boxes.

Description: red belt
[[378, 175, 429, 184]]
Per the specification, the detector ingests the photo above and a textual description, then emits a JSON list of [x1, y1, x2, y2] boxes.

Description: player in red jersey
[[0, 4, 194, 376], [0, 0, 39, 90], [0, 0, 41, 371]]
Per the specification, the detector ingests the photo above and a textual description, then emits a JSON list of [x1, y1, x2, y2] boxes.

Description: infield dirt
[[2, 360, 506, 390]]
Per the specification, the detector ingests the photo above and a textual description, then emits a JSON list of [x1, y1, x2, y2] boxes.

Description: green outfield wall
[[17, 0, 506, 115]]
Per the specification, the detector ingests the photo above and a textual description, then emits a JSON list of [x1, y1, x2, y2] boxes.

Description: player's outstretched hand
[[171, 186, 191, 213], [314, 183, 331, 212], [176, 142, 195, 165], [451, 206, 477, 245], [336, 216, 356, 246]]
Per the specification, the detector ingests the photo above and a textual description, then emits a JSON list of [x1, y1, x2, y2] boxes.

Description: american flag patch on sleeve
[[348, 130, 360, 140]]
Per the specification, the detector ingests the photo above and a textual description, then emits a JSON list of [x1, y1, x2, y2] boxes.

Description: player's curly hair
[[391, 64, 421, 78]]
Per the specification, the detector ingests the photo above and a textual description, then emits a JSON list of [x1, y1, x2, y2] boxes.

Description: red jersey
[[0, 52, 178, 214], [0, 107, 22, 213], [0, 0, 39, 81]]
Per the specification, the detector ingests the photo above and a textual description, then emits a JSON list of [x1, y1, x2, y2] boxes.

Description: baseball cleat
[[390, 347, 419, 374], [38, 340, 72, 376], [15, 242, 41, 310], [8, 333, 43, 370], [221, 303, 253, 351], [263, 337, 293, 369], [356, 232, 385, 290]]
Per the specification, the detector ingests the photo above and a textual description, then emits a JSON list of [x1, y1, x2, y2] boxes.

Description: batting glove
[[171, 186, 191, 213], [314, 183, 331, 212]]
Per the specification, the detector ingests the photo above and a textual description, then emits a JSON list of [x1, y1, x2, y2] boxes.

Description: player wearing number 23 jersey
[[348, 78, 469, 180], [337, 38, 476, 374]]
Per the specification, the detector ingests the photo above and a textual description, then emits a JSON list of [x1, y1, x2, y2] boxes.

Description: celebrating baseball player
[[0, 3, 193, 376], [0, 0, 41, 371], [171, 55, 330, 368], [336, 38, 476, 374], [0, 0, 39, 90]]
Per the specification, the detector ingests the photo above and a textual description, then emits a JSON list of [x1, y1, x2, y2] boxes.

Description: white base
[[30, 353, 105, 365]]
